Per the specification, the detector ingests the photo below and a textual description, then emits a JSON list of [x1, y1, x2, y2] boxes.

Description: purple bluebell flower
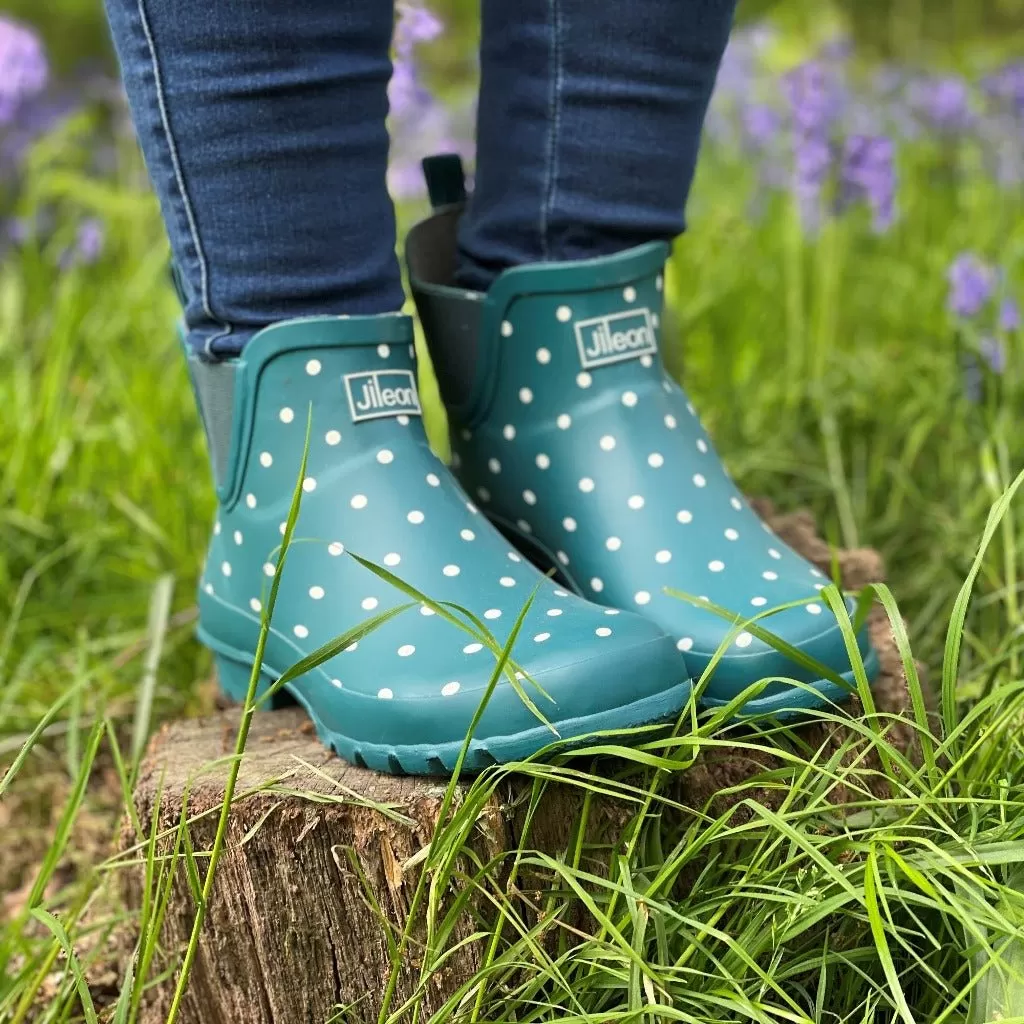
[[845, 97, 888, 137], [741, 104, 781, 149], [394, 3, 442, 57], [5, 217, 31, 244], [999, 297, 1020, 332], [388, 59, 428, 119], [791, 134, 832, 228], [0, 17, 48, 125], [783, 61, 846, 136], [977, 63, 1024, 187], [389, 3, 443, 116], [947, 254, 996, 319], [387, 83, 476, 202], [706, 24, 777, 147], [387, 3, 454, 195], [841, 134, 896, 232], [57, 218, 105, 269], [740, 102, 788, 196], [0, 90, 80, 175], [713, 24, 775, 102], [976, 113, 1024, 186], [75, 219, 104, 263], [979, 336, 1006, 374], [908, 75, 973, 134], [387, 159, 428, 201], [782, 61, 847, 230], [865, 69, 921, 142], [983, 61, 1024, 115]]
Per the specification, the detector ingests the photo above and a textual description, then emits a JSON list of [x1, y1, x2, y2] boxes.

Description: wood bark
[[125, 502, 931, 1024]]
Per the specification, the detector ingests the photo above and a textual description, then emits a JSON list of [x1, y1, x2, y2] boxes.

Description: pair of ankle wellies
[[189, 158, 879, 775]]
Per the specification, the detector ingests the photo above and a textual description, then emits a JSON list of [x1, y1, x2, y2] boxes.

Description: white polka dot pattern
[[423, 269, 861, 702], [199, 297, 859, 722]]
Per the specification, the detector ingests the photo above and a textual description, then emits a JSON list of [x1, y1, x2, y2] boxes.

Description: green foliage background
[[1, 1, 1024, 1021]]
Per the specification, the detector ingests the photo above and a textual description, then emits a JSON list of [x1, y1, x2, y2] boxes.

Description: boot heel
[[215, 655, 290, 709]]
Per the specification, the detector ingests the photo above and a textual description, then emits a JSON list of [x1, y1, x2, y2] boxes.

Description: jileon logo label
[[344, 370, 422, 423], [574, 308, 657, 370]]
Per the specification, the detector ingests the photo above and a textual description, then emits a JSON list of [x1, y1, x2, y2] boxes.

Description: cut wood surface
[[125, 502, 930, 1024]]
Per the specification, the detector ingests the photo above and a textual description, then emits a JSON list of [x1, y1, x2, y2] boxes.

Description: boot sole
[[203, 631, 692, 776]]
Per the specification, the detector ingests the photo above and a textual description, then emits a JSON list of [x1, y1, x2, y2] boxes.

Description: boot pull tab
[[422, 154, 467, 210]]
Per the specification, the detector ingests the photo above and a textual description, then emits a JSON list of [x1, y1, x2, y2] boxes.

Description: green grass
[[2, 35, 1024, 1024]]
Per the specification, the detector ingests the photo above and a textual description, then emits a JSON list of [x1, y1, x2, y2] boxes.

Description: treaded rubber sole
[[208, 641, 693, 776]]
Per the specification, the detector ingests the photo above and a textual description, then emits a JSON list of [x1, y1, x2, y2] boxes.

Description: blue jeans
[[104, 0, 735, 357]]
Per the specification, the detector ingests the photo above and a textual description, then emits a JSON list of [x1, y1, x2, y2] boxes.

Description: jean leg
[[103, 0, 403, 356], [457, 0, 736, 290]]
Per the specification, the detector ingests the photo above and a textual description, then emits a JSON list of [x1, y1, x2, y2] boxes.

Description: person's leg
[[456, 0, 737, 289], [103, 0, 403, 358], [101, 0, 691, 774], [409, 0, 880, 719]]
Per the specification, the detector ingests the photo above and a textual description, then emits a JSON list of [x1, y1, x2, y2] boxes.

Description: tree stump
[[124, 502, 930, 1024]]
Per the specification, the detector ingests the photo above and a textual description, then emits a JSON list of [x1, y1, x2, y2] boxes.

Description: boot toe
[[675, 596, 878, 715], [291, 597, 689, 773]]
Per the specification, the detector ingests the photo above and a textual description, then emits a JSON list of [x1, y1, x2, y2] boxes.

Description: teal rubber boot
[[188, 313, 691, 774], [408, 158, 878, 718]]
